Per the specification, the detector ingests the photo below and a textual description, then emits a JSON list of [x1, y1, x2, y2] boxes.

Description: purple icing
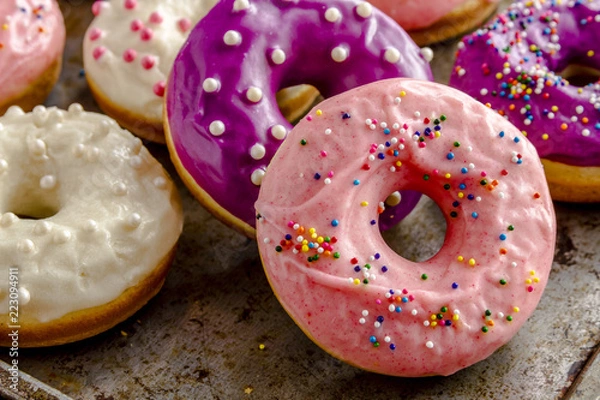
[[166, 0, 432, 231], [449, 0, 600, 167]]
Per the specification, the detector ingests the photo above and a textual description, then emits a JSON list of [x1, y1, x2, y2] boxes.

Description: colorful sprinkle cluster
[[450, 0, 600, 165], [272, 221, 340, 263]]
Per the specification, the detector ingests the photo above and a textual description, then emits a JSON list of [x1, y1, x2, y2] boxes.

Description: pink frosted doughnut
[[165, 0, 433, 237], [0, 0, 65, 114], [255, 79, 556, 377], [369, 0, 501, 46]]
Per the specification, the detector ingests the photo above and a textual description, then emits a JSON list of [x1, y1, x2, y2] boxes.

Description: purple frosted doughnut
[[165, 0, 433, 236], [449, 0, 600, 200]]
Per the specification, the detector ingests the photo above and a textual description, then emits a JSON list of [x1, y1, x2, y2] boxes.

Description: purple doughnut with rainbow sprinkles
[[165, 0, 433, 237], [450, 0, 600, 202]]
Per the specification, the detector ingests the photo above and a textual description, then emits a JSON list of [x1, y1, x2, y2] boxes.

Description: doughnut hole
[[381, 194, 446, 262], [4, 180, 60, 220], [276, 84, 321, 124], [559, 64, 600, 87]]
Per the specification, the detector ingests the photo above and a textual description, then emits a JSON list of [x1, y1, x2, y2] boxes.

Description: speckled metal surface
[[0, 1, 598, 399]]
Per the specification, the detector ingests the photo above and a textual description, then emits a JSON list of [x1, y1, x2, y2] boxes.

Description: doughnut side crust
[[0, 105, 183, 346], [404, 0, 499, 46], [541, 159, 600, 202], [0, 247, 176, 347], [256, 79, 556, 377]]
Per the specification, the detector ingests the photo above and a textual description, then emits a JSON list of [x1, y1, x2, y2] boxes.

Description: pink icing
[[369, 0, 500, 31], [0, 0, 65, 104], [166, 0, 433, 233], [449, 0, 600, 167], [255, 79, 556, 377]]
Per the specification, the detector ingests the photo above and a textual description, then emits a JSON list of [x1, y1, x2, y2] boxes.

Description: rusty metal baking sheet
[[1, 1, 599, 399]]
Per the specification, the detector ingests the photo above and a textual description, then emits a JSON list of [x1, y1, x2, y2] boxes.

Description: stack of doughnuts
[[165, 0, 433, 237], [0, 105, 183, 347], [0, 0, 65, 114], [450, 0, 600, 202]]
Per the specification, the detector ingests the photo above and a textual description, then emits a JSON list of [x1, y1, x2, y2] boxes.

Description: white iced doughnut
[[0, 104, 183, 347], [83, 0, 217, 142]]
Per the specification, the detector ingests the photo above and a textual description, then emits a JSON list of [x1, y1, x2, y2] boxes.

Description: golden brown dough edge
[[0, 245, 178, 348], [86, 74, 166, 144], [542, 159, 600, 203], [0, 57, 62, 116], [408, 0, 499, 47]]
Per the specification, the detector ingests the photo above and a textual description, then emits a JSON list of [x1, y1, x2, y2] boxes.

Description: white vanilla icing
[[83, 0, 217, 122], [0, 105, 183, 323]]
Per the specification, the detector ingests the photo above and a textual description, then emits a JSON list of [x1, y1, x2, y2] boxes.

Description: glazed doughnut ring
[[0, 105, 183, 347], [255, 79, 556, 377], [450, 0, 600, 202], [165, 0, 433, 237]]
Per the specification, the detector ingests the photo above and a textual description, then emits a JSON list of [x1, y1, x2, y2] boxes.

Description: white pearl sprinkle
[[233, 0, 250, 11], [411, 309, 418, 316], [582, 129, 590, 137], [271, 124, 287, 140], [374, 321, 381, 328], [511, 262, 518, 268], [246, 86, 263, 103], [113, 182, 128, 196], [355, 2, 372, 18], [18, 287, 31, 305], [384, 47, 400, 63], [480, 88, 488, 96], [129, 155, 143, 169], [251, 168, 266, 186], [68, 103, 84, 114], [33, 221, 51, 235], [54, 229, 71, 244], [127, 213, 142, 228], [359, 318, 366, 324], [384, 336, 391, 343], [86, 146, 100, 162], [203, 78, 220, 93], [271, 48, 286, 65], [131, 138, 143, 154], [250, 143, 266, 160], [263, 238, 271, 244], [209, 120, 226, 136], [388, 304, 395, 312], [426, 341, 434, 349], [18, 239, 35, 253], [1, 212, 18, 227], [84, 219, 98, 232], [324, 7, 341, 22], [29, 139, 47, 156], [575, 105, 584, 114], [0, 159, 7, 173], [423, 321, 430, 327], [73, 144, 85, 157], [324, 129, 332, 135], [420, 47, 434, 62], [324, 178, 331, 185], [331, 46, 348, 62], [153, 176, 167, 189], [223, 30, 242, 46], [40, 175, 57, 190]]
